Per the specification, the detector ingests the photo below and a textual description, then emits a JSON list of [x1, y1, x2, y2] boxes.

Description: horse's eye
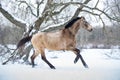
[[84, 21, 88, 27], [84, 21, 88, 24]]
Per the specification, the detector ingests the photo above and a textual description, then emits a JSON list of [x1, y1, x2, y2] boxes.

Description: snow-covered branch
[[0, 6, 27, 30], [18, 0, 38, 17], [41, 0, 91, 32]]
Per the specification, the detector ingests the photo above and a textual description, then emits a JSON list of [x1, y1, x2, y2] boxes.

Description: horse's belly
[[45, 42, 66, 50]]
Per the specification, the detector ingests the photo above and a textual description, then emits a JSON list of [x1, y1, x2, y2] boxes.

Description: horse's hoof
[[74, 58, 79, 64], [74, 60, 77, 64], [32, 65, 34, 68], [51, 67, 56, 69], [84, 64, 89, 68], [32, 64, 35, 68], [50, 66, 56, 69], [74, 56, 79, 64], [2, 62, 6, 65]]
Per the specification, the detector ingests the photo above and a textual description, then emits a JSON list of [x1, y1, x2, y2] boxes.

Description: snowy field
[[0, 49, 120, 80]]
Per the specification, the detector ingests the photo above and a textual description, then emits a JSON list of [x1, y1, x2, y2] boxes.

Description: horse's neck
[[68, 22, 80, 35], [62, 29, 75, 38]]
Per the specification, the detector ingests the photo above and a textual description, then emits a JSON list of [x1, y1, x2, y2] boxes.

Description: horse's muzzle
[[88, 28, 93, 32]]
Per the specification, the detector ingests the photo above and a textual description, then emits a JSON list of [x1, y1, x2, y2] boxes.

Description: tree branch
[[34, 0, 54, 30], [80, 3, 120, 22], [36, 0, 44, 17], [94, 0, 100, 8], [41, 0, 92, 32], [18, 0, 37, 17], [0, 6, 27, 29], [52, 4, 69, 15], [70, 0, 91, 19]]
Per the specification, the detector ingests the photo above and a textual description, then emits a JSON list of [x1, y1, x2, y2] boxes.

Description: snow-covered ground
[[0, 49, 120, 80]]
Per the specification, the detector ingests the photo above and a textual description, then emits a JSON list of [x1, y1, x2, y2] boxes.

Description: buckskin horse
[[17, 16, 93, 69]]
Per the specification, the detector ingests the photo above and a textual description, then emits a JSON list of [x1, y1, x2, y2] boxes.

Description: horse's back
[[31, 32, 43, 42]]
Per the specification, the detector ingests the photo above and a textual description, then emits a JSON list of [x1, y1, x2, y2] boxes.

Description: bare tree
[[0, 0, 120, 64]]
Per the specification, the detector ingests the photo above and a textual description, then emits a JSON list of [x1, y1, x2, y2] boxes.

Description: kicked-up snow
[[0, 49, 120, 80]]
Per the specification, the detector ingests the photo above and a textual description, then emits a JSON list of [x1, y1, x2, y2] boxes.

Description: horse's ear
[[80, 16, 85, 20]]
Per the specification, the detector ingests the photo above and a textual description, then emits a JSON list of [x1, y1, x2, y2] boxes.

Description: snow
[[0, 49, 120, 80]]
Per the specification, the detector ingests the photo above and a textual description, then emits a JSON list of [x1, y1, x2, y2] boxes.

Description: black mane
[[65, 17, 81, 29]]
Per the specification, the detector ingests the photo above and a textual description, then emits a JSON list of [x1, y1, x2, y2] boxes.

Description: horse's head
[[64, 16, 93, 35], [79, 16, 93, 32]]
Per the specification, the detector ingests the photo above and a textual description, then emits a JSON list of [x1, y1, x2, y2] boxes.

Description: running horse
[[17, 16, 93, 69]]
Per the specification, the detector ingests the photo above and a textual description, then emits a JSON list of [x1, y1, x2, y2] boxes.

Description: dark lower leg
[[31, 53, 37, 68], [74, 55, 79, 63], [41, 56, 55, 69], [74, 49, 80, 63], [78, 53, 88, 68], [73, 48, 88, 68]]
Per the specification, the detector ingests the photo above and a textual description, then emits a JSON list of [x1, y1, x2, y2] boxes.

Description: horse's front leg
[[73, 49, 80, 63], [72, 48, 89, 68]]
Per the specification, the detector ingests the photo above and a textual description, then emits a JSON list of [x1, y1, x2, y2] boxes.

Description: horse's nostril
[[91, 29, 93, 31], [89, 29, 93, 32]]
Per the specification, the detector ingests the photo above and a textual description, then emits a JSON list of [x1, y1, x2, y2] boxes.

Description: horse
[[17, 16, 93, 69]]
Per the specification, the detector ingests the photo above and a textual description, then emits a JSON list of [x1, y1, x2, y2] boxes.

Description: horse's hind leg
[[72, 48, 88, 68], [41, 51, 55, 69], [31, 50, 39, 67]]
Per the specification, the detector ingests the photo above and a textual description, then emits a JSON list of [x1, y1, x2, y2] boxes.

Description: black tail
[[17, 35, 32, 48]]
